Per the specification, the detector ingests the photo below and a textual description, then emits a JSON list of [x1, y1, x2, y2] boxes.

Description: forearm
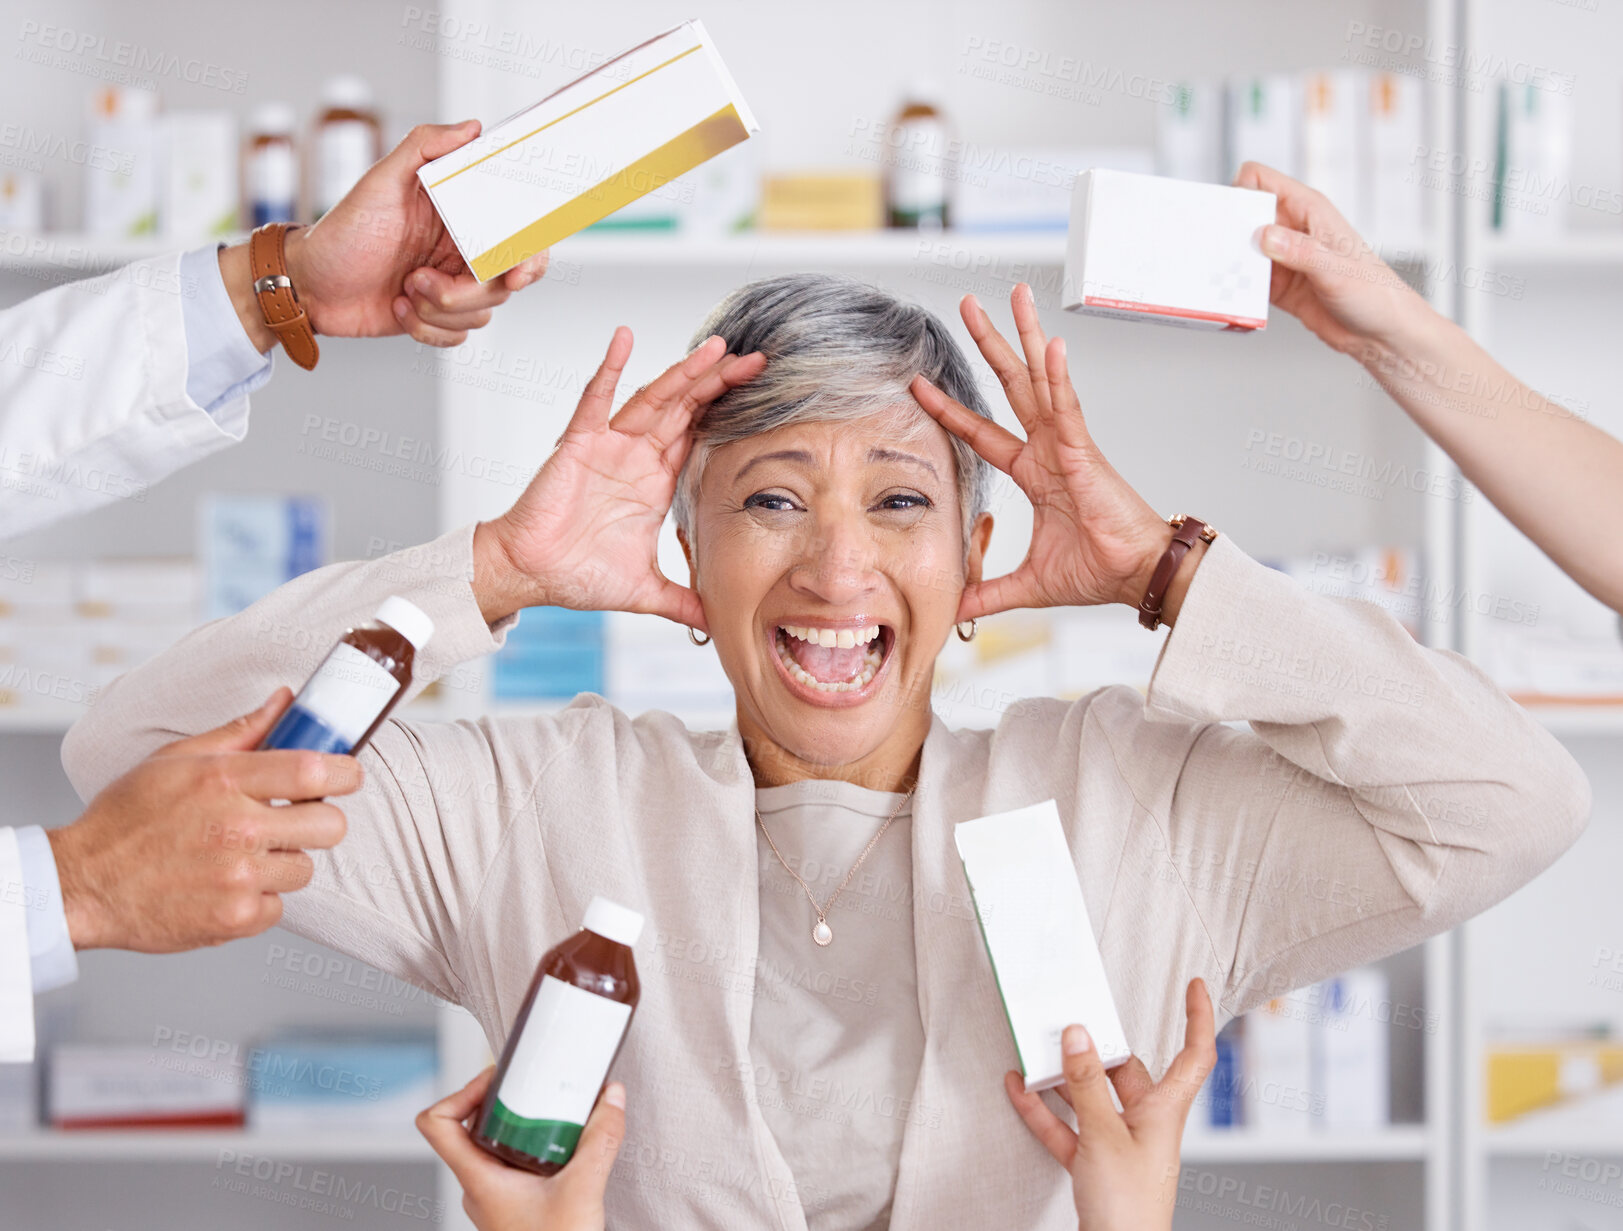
[[1355, 308, 1623, 613], [60, 525, 507, 802]]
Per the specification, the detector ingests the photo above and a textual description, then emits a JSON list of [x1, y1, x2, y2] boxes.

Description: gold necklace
[[755, 783, 916, 947]]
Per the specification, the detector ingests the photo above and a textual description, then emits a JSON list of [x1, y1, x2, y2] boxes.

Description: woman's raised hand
[[1005, 979, 1217, 1231], [910, 285, 1174, 624], [473, 328, 765, 627], [1234, 160, 1431, 356]]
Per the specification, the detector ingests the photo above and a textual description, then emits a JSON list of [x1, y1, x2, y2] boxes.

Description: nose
[[787, 507, 880, 605]]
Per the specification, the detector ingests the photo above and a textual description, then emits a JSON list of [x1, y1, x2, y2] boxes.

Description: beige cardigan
[[62, 527, 1589, 1231]]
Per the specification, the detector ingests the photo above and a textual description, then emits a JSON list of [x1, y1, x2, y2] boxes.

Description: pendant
[[812, 919, 833, 946]]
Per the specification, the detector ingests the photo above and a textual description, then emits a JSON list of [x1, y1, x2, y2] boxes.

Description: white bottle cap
[[582, 897, 644, 947], [323, 74, 374, 110], [251, 102, 297, 138], [374, 596, 433, 651]]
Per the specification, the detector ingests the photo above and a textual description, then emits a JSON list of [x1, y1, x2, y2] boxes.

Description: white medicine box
[[1062, 168, 1276, 331]]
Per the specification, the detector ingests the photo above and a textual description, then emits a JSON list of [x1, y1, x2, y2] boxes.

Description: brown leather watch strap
[[1138, 514, 1218, 631], [248, 223, 319, 371]]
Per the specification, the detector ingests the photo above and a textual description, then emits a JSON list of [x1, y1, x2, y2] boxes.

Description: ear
[[965, 513, 994, 586], [676, 525, 697, 585]]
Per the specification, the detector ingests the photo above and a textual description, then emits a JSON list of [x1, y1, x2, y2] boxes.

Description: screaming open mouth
[[772, 622, 894, 696]]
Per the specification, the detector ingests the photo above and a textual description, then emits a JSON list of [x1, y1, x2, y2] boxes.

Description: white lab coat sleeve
[[12, 826, 76, 993], [0, 250, 268, 537], [0, 827, 35, 1062]]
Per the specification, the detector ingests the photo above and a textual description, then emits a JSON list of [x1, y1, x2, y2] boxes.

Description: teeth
[[774, 628, 885, 693], [779, 623, 881, 646]]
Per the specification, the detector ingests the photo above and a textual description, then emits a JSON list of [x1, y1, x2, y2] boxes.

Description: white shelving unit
[[1453, 3, 1623, 1230]]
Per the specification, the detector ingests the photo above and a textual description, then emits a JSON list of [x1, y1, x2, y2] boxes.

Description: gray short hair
[[671, 273, 994, 550]]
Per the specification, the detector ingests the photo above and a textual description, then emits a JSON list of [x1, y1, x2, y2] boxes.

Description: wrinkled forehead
[[705, 403, 956, 483]]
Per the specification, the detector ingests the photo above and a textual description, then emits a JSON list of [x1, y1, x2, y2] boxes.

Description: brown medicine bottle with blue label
[[258, 596, 433, 755], [473, 898, 643, 1173]]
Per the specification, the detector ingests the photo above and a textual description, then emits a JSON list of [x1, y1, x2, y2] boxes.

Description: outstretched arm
[[1236, 160, 1623, 615]]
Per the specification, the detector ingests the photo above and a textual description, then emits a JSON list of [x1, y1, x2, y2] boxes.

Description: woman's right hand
[[1234, 161, 1433, 357], [472, 328, 765, 627]]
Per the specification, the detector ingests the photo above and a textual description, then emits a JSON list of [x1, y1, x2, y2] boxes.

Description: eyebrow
[[734, 447, 940, 482]]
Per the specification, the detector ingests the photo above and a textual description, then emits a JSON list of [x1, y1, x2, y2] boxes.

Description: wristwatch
[[248, 222, 320, 371]]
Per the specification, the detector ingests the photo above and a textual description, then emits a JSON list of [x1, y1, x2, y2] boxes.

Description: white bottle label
[[318, 120, 374, 216], [496, 975, 631, 1130], [249, 144, 297, 213], [888, 116, 950, 220], [262, 642, 400, 754]]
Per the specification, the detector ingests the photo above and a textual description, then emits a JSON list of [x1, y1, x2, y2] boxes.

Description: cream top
[[60, 525, 1591, 1231], [750, 780, 922, 1231]]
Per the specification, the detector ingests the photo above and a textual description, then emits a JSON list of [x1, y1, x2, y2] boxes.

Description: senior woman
[[63, 261, 1587, 1230]]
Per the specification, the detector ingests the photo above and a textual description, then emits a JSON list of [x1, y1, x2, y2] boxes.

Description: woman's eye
[[744, 492, 797, 512], [876, 493, 930, 512]]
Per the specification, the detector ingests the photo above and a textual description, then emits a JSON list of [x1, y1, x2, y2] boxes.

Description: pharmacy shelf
[[1477, 233, 1623, 268], [0, 1129, 433, 1162], [1180, 1126, 1432, 1163], [1, 228, 1442, 279], [1481, 1085, 1623, 1156], [1520, 703, 1623, 737]]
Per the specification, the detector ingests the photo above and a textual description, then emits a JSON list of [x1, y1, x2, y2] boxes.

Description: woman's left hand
[[910, 285, 1175, 624]]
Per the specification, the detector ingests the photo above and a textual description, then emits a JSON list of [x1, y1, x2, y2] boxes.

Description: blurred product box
[[49, 1044, 244, 1129], [1367, 72, 1427, 251], [1225, 74, 1300, 181], [0, 170, 45, 230], [1243, 986, 1317, 1133], [200, 494, 328, 620], [0, 1061, 37, 1132], [419, 19, 758, 281], [1062, 168, 1274, 330], [493, 606, 604, 700], [1158, 82, 1225, 184], [606, 612, 735, 720], [1493, 81, 1573, 236], [247, 1036, 436, 1130], [1478, 624, 1623, 702], [75, 558, 199, 620], [1487, 1039, 1623, 1123], [1207, 1022, 1243, 1127], [84, 86, 160, 238], [679, 138, 761, 236], [760, 173, 883, 230], [162, 111, 238, 240], [1316, 967, 1391, 1130], [953, 146, 1153, 232], [1301, 70, 1369, 234]]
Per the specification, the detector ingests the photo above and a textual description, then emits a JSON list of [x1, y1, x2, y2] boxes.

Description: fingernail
[[393, 298, 408, 320], [1063, 1024, 1092, 1056], [604, 1082, 625, 1109], [413, 270, 433, 293], [1262, 226, 1289, 258], [1055, 338, 1066, 360]]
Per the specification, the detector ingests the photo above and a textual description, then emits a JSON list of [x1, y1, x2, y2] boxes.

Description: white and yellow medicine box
[[418, 19, 759, 282]]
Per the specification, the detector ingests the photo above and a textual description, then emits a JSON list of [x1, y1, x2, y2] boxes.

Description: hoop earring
[[955, 618, 977, 642], [687, 626, 711, 646]]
